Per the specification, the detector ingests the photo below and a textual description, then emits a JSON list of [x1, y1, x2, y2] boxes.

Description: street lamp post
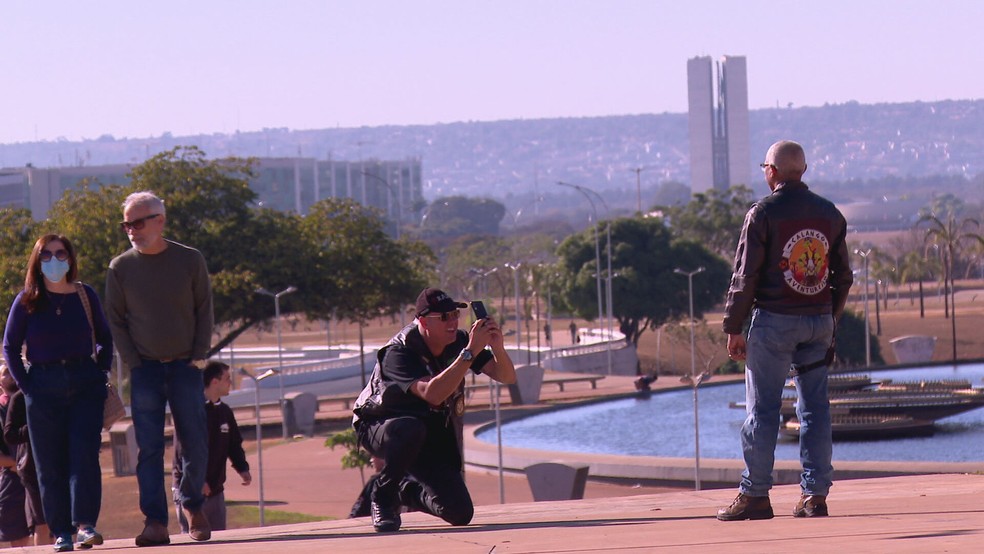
[[675, 266, 705, 490], [238, 367, 277, 526], [256, 285, 297, 439], [361, 170, 402, 240], [556, 181, 614, 374], [855, 249, 872, 367], [504, 263, 522, 352]]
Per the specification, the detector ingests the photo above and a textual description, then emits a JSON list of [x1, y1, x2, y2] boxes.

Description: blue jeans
[[131, 360, 207, 525], [24, 358, 106, 537], [739, 309, 834, 497]]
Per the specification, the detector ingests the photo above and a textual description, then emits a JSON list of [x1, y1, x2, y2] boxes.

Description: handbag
[[102, 382, 126, 430], [74, 282, 127, 429]]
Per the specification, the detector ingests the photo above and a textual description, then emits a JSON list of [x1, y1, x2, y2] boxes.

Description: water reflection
[[478, 364, 984, 463]]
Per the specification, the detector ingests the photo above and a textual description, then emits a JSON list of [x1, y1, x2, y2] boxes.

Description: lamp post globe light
[[238, 367, 277, 526], [256, 285, 297, 439], [674, 266, 705, 490]]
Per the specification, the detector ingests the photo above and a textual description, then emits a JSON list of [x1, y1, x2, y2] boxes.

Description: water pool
[[477, 364, 984, 463]]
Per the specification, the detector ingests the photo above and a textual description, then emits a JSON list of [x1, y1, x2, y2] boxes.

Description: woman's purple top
[[2, 284, 114, 389]]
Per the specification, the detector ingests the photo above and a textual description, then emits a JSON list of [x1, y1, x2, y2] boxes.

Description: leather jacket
[[722, 181, 853, 335]]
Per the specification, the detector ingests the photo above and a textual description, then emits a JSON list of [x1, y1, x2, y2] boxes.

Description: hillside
[[2, 99, 983, 219]]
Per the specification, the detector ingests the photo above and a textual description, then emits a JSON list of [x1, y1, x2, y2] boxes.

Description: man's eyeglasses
[[759, 163, 777, 172], [40, 249, 69, 262], [120, 213, 162, 232], [425, 309, 461, 322]]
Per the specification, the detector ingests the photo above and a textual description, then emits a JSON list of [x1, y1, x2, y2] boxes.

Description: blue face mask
[[41, 259, 70, 283]]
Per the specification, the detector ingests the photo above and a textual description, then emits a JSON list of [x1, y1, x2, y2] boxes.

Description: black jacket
[[352, 322, 490, 425], [173, 400, 249, 496], [723, 181, 853, 335]]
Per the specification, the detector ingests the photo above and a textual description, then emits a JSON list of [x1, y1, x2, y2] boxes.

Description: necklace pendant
[[56, 308, 62, 316]]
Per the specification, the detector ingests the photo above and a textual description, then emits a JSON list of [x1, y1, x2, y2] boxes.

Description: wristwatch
[[458, 349, 474, 363]]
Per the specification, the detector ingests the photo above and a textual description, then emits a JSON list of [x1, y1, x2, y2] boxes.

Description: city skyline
[[2, 1, 982, 145]]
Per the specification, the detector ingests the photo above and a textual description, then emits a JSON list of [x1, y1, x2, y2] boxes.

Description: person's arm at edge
[[85, 285, 115, 372], [190, 251, 214, 361], [105, 265, 141, 370], [3, 391, 27, 446], [226, 407, 251, 485], [723, 206, 765, 335], [2, 297, 31, 390], [828, 215, 854, 321]]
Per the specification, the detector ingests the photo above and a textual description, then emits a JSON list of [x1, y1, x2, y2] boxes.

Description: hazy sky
[[2, 1, 981, 144]]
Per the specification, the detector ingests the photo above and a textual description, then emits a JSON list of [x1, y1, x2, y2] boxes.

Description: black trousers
[[358, 415, 473, 526]]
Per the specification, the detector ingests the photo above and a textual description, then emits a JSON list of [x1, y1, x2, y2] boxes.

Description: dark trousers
[[24, 360, 106, 537], [359, 415, 473, 526]]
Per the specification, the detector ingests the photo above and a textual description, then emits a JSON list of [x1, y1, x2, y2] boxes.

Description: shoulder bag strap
[[74, 282, 98, 362]]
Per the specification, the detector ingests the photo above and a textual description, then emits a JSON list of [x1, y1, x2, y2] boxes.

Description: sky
[[2, 0, 982, 144]]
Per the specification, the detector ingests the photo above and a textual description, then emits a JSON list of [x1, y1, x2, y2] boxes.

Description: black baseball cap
[[415, 288, 467, 317]]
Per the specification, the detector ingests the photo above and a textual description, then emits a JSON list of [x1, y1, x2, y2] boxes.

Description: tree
[[0, 209, 38, 331], [899, 250, 939, 318], [302, 198, 432, 385], [439, 235, 513, 302], [662, 185, 754, 258], [651, 181, 691, 208], [325, 429, 373, 485], [420, 196, 506, 242], [43, 147, 318, 356], [917, 211, 984, 361], [834, 309, 884, 367], [555, 217, 730, 348], [44, 182, 131, 301]]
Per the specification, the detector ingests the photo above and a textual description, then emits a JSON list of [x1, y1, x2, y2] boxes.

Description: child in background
[[0, 364, 31, 548], [173, 361, 251, 532], [3, 370, 52, 546]]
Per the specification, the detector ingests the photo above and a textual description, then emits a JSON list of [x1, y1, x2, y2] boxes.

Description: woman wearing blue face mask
[[2, 235, 113, 552]]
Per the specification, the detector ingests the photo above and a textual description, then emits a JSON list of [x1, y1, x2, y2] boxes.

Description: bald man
[[718, 140, 853, 521]]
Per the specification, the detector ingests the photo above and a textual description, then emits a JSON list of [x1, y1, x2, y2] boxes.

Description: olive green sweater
[[106, 239, 214, 370]]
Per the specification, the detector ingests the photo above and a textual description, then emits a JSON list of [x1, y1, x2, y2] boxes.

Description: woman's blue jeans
[[131, 360, 207, 525], [739, 309, 834, 497], [25, 358, 106, 537]]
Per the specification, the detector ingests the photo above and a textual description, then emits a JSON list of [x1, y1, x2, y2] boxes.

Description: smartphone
[[470, 300, 488, 320]]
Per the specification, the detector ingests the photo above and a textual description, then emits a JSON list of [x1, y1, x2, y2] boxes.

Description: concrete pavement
[[18, 470, 984, 553], [76, 370, 984, 552]]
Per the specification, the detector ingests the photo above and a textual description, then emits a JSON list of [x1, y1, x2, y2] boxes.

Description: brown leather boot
[[182, 506, 212, 541], [717, 493, 774, 521], [793, 494, 828, 517], [134, 520, 170, 547]]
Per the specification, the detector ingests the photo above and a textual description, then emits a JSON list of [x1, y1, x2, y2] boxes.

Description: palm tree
[[899, 250, 940, 318], [918, 212, 984, 361]]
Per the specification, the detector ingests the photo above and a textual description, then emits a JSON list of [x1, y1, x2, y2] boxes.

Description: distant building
[[0, 157, 423, 228], [687, 55, 750, 193]]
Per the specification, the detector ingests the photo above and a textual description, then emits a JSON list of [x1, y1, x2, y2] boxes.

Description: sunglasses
[[759, 163, 777, 172], [425, 309, 461, 322], [40, 249, 70, 262], [120, 213, 162, 232]]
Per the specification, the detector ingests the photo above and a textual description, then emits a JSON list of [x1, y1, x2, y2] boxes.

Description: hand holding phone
[[470, 300, 488, 320]]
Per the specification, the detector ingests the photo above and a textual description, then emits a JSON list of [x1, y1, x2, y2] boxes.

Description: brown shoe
[[182, 506, 212, 541], [717, 493, 774, 521], [793, 494, 828, 517], [135, 520, 170, 547]]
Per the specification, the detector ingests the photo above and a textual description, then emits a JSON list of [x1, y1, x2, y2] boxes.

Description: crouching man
[[352, 288, 516, 532]]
